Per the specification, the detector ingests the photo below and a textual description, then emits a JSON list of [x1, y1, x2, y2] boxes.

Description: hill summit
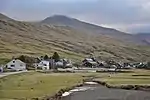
[[41, 15, 125, 36], [41, 15, 149, 45], [0, 13, 13, 21]]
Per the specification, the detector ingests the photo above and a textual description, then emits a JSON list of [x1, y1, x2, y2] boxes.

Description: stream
[[61, 82, 150, 100]]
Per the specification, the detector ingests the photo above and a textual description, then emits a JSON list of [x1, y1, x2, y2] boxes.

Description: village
[[1, 52, 150, 100], [0, 52, 150, 73]]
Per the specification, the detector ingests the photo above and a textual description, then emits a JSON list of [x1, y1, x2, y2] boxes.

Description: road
[[62, 85, 150, 100], [0, 71, 28, 78]]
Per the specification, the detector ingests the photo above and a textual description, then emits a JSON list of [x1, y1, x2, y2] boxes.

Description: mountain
[[135, 33, 150, 45], [1, 13, 150, 62], [41, 15, 127, 36], [0, 13, 13, 21], [41, 15, 147, 45]]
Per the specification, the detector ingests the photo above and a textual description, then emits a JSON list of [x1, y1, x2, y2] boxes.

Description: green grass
[[0, 72, 84, 99], [101, 76, 150, 85], [0, 58, 10, 65], [95, 69, 150, 85], [1, 69, 150, 99]]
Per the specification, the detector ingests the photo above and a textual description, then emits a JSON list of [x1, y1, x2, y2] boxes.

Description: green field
[[94, 69, 150, 85], [0, 70, 150, 100], [0, 72, 84, 99]]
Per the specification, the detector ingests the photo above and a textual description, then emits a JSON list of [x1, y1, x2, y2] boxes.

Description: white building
[[5, 59, 26, 71], [37, 60, 50, 70], [55, 61, 63, 67]]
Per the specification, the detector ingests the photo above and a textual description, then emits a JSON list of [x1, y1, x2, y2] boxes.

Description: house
[[5, 59, 26, 71], [62, 59, 72, 68], [82, 58, 98, 68], [37, 60, 50, 70], [97, 61, 105, 67], [134, 62, 150, 69], [0, 66, 3, 73], [36, 58, 73, 70], [55, 61, 64, 68], [55, 59, 73, 68], [122, 63, 133, 69]]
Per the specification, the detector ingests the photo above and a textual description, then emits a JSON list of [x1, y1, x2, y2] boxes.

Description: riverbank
[[93, 80, 150, 91], [61, 83, 150, 100], [45, 78, 150, 100]]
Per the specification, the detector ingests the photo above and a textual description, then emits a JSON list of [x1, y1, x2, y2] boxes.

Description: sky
[[0, 0, 150, 33]]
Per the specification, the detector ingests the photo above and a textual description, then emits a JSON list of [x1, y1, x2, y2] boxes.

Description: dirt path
[[0, 71, 28, 78]]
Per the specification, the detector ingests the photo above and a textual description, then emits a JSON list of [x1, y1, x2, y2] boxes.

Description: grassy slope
[[0, 58, 10, 65], [1, 18, 150, 62]]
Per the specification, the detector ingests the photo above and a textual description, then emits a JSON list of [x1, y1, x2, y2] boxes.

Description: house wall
[[38, 61, 50, 70], [6, 60, 26, 71]]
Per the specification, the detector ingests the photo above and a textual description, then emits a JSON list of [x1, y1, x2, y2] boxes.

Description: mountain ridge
[[0, 13, 14, 21], [41, 15, 126, 35], [0, 13, 150, 62], [41, 15, 148, 45], [135, 33, 150, 45]]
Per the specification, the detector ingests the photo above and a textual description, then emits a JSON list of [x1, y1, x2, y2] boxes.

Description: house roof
[[40, 60, 49, 64], [89, 61, 97, 64], [6, 59, 25, 65], [85, 58, 93, 62]]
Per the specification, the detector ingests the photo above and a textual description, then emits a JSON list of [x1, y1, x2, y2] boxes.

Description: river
[[61, 84, 150, 100]]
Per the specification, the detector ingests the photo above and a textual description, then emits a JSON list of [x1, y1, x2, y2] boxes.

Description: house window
[[43, 64, 47, 66], [11, 65, 15, 67]]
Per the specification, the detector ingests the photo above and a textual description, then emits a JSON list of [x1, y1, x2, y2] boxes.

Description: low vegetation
[[94, 69, 150, 85], [0, 72, 84, 99], [0, 69, 150, 99], [1, 14, 150, 62], [0, 58, 10, 65]]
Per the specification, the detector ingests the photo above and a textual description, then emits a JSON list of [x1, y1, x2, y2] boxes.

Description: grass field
[[0, 69, 150, 100], [94, 69, 150, 85], [0, 72, 84, 99]]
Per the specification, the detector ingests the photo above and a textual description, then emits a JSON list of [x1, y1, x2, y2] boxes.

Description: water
[[61, 84, 150, 100]]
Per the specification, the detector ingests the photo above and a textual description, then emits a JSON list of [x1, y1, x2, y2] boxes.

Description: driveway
[[0, 70, 28, 78]]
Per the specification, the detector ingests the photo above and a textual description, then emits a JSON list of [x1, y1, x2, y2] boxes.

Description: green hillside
[[0, 13, 150, 62]]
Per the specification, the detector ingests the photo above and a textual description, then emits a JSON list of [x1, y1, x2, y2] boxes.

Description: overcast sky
[[0, 0, 150, 33]]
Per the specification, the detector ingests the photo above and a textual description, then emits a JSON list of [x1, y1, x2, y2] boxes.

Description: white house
[[5, 59, 26, 71], [37, 60, 50, 70], [82, 58, 98, 68], [55, 59, 72, 68], [55, 61, 64, 67]]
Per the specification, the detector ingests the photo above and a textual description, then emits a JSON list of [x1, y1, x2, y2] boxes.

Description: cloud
[[0, 0, 150, 33]]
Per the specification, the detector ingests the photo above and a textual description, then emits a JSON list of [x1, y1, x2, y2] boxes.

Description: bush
[[120, 85, 135, 90], [44, 55, 49, 60], [52, 52, 60, 62], [17, 55, 37, 70]]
